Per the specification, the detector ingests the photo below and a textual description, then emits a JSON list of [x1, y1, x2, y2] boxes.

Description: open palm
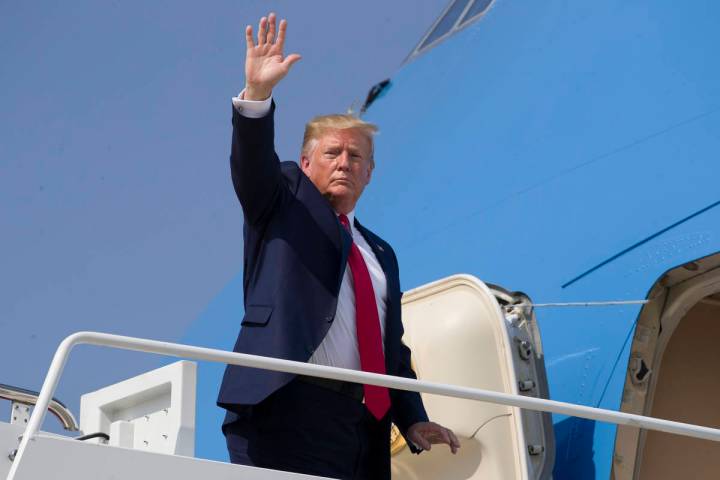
[[244, 13, 301, 100]]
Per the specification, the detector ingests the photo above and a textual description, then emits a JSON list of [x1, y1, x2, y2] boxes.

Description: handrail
[[9, 330, 720, 478], [0, 384, 78, 431]]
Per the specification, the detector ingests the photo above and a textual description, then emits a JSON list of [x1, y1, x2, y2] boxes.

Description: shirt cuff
[[232, 89, 272, 118]]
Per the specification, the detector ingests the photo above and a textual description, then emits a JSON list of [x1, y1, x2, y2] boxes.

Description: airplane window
[[408, 0, 495, 62], [418, 0, 472, 51], [460, 0, 494, 25]]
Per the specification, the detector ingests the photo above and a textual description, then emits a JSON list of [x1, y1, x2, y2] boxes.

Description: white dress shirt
[[233, 91, 389, 371]]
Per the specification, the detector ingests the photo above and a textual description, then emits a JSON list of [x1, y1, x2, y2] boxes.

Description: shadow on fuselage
[[553, 417, 596, 480]]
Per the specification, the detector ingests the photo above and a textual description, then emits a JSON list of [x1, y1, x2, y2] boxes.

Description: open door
[[613, 252, 720, 479], [391, 274, 555, 480]]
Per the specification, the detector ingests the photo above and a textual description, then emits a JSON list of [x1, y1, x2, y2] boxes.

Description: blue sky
[[1, 0, 448, 430]]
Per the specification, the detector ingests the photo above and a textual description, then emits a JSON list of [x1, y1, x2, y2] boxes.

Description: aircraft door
[[390, 274, 554, 480]]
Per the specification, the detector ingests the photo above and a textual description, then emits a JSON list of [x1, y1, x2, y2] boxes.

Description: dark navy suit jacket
[[217, 102, 429, 440]]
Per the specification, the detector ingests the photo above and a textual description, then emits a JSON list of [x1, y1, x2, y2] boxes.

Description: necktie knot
[[338, 214, 351, 233]]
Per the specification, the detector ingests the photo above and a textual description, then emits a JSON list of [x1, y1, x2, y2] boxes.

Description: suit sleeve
[[391, 328, 430, 454], [230, 100, 285, 226], [387, 249, 430, 453]]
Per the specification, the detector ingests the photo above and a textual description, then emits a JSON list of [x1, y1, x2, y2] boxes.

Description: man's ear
[[300, 155, 311, 174], [364, 162, 373, 186]]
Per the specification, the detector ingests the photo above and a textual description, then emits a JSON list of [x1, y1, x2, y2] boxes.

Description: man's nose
[[336, 150, 350, 170]]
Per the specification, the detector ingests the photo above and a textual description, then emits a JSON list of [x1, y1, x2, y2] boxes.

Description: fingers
[[439, 428, 452, 446], [282, 53, 302, 68], [257, 16, 267, 45], [421, 422, 461, 454], [255, 14, 283, 47], [433, 426, 460, 454], [431, 425, 454, 453], [437, 427, 460, 454], [449, 429, 461, 454], [277, 18, 288, 50], [245, 25, 255, 49], [266, 12, 277, 44]]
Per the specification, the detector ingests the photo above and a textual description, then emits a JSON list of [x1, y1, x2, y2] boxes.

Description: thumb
[[283, 53, 302, 68]]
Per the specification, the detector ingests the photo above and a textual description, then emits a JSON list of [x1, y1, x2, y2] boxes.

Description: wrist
[[244, 85, 272, 101]]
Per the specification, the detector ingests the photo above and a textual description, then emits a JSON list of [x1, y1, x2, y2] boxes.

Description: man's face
[[300, 128, 374, 214]]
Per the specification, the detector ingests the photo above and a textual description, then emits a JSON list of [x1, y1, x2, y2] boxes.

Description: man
[[217, 12, 460, 479]]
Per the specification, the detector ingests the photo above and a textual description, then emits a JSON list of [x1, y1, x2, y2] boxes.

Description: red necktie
[[338, 214, 391, 420]]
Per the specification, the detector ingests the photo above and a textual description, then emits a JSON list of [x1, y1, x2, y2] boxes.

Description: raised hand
[[244, 13, 302, 101]]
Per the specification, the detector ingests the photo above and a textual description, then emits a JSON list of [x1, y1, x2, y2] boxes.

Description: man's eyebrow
[[323, 142, 365, 154]]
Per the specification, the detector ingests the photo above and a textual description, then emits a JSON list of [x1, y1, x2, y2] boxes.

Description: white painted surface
[[392, 275, 528, 479], [8, 432, 332, 480], [0, 422, 23, 479], [80, 361, 196, 456], [109, 421, 134, 449]]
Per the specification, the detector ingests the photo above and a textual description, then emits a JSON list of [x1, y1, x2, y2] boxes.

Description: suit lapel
[[353, 219, 392, 280], [297, 170, 351, 294]]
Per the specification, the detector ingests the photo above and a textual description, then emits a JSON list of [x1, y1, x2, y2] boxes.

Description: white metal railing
[[0, 384, 78, 431], [8, 331, 720, 478]]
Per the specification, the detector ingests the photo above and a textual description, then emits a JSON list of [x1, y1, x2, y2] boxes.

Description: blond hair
[[301, 114, 379, 163]]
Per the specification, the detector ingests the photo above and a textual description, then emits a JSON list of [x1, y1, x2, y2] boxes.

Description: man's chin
[[323, 188, 356, 212], [325, 186, 353, 199]]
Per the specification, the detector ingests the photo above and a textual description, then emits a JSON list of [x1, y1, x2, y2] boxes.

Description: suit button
[[325, 315, 334, 322]]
